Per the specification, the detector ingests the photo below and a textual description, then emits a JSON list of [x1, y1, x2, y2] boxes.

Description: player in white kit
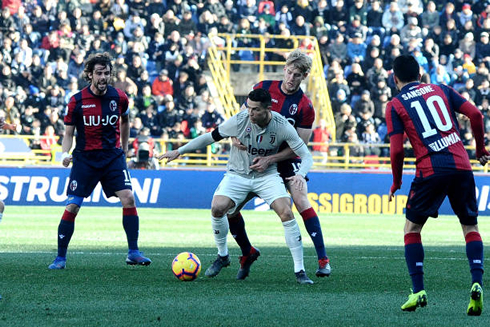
[[159, 88, 315, 284]]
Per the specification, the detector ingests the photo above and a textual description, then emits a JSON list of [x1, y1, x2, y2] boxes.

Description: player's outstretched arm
[[158, 132, 218, 163]]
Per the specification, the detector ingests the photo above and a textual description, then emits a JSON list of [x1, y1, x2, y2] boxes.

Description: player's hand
[[231, 137, 247, 151], [61, 153, 72, 167], [250, 156, 272, 172], [158, 150, 180, 163], [389, 190, 396, 202], [478, 154, 490, 166], [286, 174, 306, 191], [389, 183, 400, 202]]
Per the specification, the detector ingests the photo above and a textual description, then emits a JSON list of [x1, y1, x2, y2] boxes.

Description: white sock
[[212, 215, 229, 257], [283, 219, 304, 273]]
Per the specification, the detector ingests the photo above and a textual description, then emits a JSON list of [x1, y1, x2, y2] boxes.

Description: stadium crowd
[[1, 0, 490, 160]]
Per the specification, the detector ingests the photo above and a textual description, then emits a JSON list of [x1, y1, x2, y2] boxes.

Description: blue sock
[[404, 233, 425, 293], [228, 213, 252, 256], [465, 232, 484, 286], [301, 208, 327, 260], [57, 210, 77, 257], [123, 207, 139, 251]]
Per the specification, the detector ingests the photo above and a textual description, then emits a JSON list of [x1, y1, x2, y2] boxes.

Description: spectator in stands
[[31, 5, 50, 36], [335, 103, 356, 141], [328, 0, 348, 33], [201, 101, 224, 131], [346, 33, 367, 63], [346, 62, 368, 106], [366, 57, 388, 90], [173, 70, 192, 100], [136, 84, 158, 113], [312, 118, 330, 164], [360, 122, 381, 156], [382, 2, 404, 36], [152, 69, 174, 98], [421, 1, 439, 36], [180, 10, 198, 36], [347, 15, 367, 41], [275, 3, 293, 30], [349, 0, 367, 26], [354, 90, 375, 117], [430, 64, 451, 85], [127, 55, 145, 82], [473, 62, 490, 88], [205, 0, 227, 22], [366, 0, 384, 39], [197, 10, 217, 36], [459, 3, 476, 28], [327, 33, 348, 66], [159, 98, 180, 132], [290, 15, 310, 36], [400, 17, 423, 47], [113, 69, 137, 96]]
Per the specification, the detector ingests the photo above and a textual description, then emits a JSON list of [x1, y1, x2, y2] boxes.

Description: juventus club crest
[[289, 104, 298, 115], [109, 100, 118, 112], [270, 133, 276, 144]]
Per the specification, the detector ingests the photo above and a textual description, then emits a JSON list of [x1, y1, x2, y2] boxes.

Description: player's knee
[[211, 206, 228, 218], [65, 203, 80, 214], [277, 208, 295, 222]]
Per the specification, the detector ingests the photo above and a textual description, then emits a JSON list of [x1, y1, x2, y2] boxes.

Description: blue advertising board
[[1, 168, 490, 216]]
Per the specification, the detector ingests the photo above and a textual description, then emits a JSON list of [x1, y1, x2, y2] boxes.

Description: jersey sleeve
[[385, 101, 404, 136], [297, 99, 315, 129], [216, 114, 239, 138], [64, 96, 77, 125], [118, 89, 130, 116], [283, 121, 306, 152]]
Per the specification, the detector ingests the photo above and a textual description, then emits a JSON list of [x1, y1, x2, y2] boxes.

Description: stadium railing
[[207, 33, 335, 140], [2, 136, 487, 173]]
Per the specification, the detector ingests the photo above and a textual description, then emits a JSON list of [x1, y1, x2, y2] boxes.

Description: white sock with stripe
[[283, 219, 304, 273], [212, 215, 229, 257]]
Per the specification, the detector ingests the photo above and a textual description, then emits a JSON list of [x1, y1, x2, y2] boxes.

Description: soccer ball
[[171, 252, 202, 281]]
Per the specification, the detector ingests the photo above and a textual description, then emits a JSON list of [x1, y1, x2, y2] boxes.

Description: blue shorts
[[67, 149, 132, 198], [277, 158, 309, 181], [406, 171, 478, 226]]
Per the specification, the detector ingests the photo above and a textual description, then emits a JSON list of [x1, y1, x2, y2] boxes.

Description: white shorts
[[214, 172, 290, 214]]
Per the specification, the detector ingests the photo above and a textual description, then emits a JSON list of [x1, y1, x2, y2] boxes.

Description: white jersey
[[217, 110, 308, 178]]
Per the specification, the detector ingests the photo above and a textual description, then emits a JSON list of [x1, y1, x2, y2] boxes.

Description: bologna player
[[48, 52, 151, 269], [387, 55, 489, 314], [159, 88, 315, 284], [226, 49, 331, 280]]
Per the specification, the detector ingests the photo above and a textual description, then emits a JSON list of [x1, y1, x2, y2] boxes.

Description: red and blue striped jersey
[[386, 82, 473, 177], [64, 85, 129, 151], [253, 80, 315, 129]]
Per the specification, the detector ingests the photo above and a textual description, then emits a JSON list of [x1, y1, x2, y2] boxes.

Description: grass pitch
[[0, 206, 489, 326]]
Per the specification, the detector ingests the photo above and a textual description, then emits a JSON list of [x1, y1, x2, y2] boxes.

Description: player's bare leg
[[205, 195, 235, 277], [287, 181, 330, 277], [270, 197, 312, 284], [118, 189, 151, 266]]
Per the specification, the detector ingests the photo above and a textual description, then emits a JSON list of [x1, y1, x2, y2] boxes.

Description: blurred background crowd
[[1, 0, 490, 161]]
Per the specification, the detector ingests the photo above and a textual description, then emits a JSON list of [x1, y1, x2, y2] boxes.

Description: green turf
[[0, 207, 489, 326]]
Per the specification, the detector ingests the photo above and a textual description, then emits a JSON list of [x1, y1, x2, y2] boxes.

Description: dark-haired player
[[48, 52, 151, 269], [159, 88, 315, 284], [387, 54, 489, 314], [225, 49, 331, 280]]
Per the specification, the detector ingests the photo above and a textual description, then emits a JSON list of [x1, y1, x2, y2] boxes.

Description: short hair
[[248, 88, 272, 108], [286, 49, 312, 74], [83, 52, 113, 82], [393, 55, 420, 83]]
